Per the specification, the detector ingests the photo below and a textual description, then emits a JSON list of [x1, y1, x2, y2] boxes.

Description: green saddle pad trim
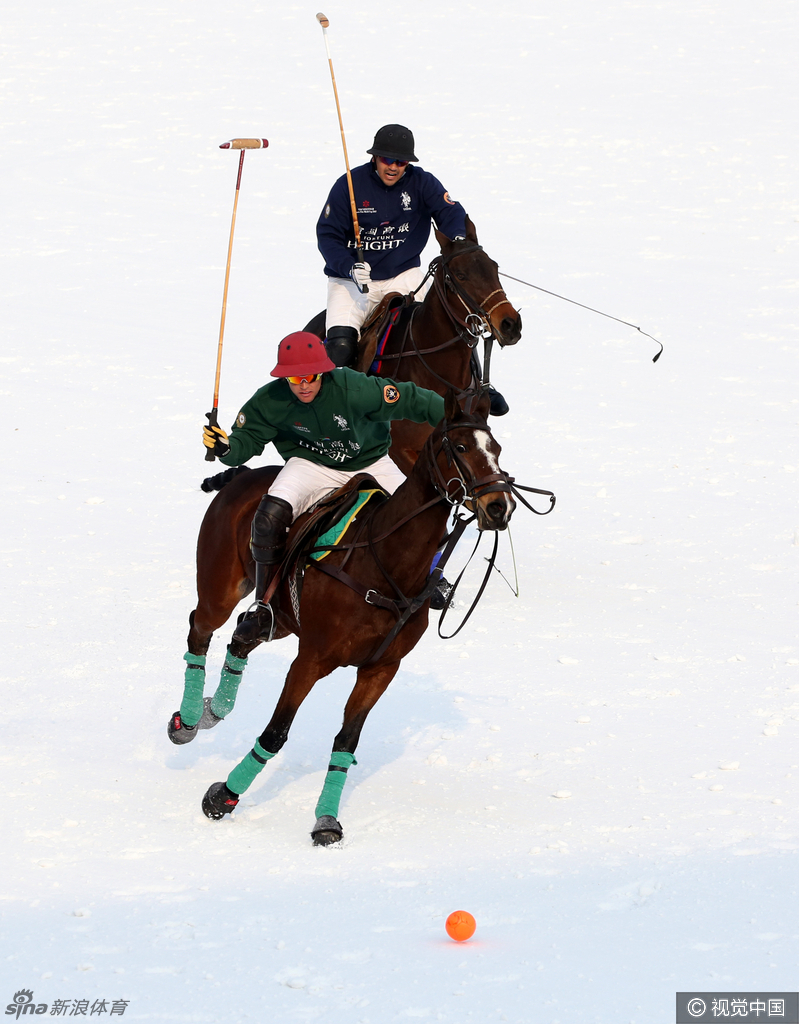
[[310, 489, 383, 562]]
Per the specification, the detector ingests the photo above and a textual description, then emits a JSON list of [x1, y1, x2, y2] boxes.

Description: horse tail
[[200, 465, 251, 493]]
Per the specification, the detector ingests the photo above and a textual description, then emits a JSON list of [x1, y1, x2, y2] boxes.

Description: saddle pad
[[370, 308, 403, 376], [309, 489, 384, 561]]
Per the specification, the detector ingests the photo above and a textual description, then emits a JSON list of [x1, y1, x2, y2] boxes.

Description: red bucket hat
[[270, 332, 336, 378]]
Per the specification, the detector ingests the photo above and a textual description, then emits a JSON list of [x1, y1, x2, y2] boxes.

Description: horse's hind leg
[[312, 660, 401, 846], [169, 573, 252, 746], [166, 608, 212, 745]]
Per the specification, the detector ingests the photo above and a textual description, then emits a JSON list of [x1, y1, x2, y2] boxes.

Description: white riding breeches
[[325, 266, 430, 333], [268, 454, 406, 519]]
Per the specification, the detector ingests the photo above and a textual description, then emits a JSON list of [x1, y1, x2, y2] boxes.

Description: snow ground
[[2, 1, 797, 1021]]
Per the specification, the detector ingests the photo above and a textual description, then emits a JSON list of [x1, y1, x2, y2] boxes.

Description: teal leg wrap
[[226, 739, 276, 796], [314, 751, 358, 820], [210, 648, 248, 719], [179, 652, 206, 727]]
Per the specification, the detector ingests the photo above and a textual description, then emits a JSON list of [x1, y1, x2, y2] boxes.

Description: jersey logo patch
[[237, 412, 246, 426], [443, 191, 455, 205], [383, 384, 400, 404]]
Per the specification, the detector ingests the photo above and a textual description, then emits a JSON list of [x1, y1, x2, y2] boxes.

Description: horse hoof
[[197, 697, 223, 730], [202, 781, 239, 820], [311, 815, 343, 846], [167, 711, 198, 745]]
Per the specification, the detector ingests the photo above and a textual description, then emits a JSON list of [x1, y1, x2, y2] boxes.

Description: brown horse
[[305, 216, 522, 476], [170, 391, 516, 844]]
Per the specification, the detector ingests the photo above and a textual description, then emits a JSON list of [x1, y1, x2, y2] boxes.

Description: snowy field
[[2, 1, 797, 1021]]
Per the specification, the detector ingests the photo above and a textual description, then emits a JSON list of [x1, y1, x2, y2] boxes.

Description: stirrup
[[233, 600, 276, 643]]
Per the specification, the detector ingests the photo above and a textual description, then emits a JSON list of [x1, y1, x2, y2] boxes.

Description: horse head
[[428, 389, 516, 531], [434, 217, 522, 347]]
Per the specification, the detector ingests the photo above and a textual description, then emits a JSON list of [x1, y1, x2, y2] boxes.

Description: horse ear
[[444, 387, 461, 422], [474, 387, 492, 422], [464, 215, 478, 244], [435, 227, 453, 253]]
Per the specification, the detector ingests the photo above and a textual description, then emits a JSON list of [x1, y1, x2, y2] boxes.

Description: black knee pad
[[325, 325, 359, 368], [251, 495, 293, 564]]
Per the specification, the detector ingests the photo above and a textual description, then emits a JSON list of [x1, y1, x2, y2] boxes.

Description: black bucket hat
[[366, 124, 418, 163]]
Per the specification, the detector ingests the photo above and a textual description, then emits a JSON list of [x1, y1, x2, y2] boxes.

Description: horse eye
[[455, 272, 467, 282], [455, 443, 468, 453]]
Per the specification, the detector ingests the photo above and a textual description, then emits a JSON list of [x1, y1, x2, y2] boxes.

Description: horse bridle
[[425, 419, 514, 508], [400, 244, 519, 394], [434, 244, 517, 348]]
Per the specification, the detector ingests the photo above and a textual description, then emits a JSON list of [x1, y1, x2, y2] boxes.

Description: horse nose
[[485, 496, 514, 530], [499, 313, 522, 345]]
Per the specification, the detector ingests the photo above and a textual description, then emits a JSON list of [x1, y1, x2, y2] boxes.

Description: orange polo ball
[[445, 910, 476, 942]]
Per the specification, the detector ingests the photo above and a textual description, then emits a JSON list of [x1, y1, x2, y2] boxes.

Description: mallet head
[[219, 139, 269, 150], [316, 12, 329, 27]]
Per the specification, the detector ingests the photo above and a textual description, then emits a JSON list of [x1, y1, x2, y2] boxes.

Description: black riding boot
[[487, 386, 509, 417], [325, 325, 359, 368], [233, 494, 293, 644]]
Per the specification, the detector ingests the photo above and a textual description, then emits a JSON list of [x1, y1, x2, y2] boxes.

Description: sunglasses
[[286, 374, 322, 385], [378, 156, 409, 168]]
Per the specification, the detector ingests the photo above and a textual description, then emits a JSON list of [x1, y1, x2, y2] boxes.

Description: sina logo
[[333, 413, 349, 431], [5, 991, 47, 1017], [400, 191, 411, 211]]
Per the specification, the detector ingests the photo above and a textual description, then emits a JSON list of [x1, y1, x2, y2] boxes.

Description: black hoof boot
[[311, 815, 343, 846], [198, 697, 223, 730], [488, 386, 509, 417], [167, 711, 198, 745], [430, 576, 454, 611], [202, 781, 239, 820]]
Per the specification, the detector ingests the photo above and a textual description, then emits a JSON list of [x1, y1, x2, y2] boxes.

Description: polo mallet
[[205, 137, 269, 461], [315, 12, 368, 293]]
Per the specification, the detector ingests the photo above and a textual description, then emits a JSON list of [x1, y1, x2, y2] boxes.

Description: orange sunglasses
[[286, 374, 322, 385]]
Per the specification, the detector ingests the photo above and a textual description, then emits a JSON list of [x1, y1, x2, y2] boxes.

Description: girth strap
[[310, 511, 474, 666]]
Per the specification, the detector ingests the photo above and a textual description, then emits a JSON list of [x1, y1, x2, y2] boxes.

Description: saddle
[[285, 473, 386, 563], [356, 293, 418, 375], [277, 474, 388, 619]]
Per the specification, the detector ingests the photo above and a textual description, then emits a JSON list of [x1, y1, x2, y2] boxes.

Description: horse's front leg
[[201, 648, 333, 820], [312, 659, 401, 846]]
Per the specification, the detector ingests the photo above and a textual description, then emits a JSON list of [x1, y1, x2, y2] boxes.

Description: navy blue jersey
[[317, 161, 467, 281]]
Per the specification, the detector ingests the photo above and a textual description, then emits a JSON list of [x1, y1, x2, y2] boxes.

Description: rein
[[308, 418, 554, 665]]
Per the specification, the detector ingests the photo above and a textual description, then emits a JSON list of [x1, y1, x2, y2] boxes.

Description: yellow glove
[[203, 423, 230, 456]]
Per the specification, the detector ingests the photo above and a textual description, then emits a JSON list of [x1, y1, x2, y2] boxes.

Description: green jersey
[[220, 367, 446, 470]]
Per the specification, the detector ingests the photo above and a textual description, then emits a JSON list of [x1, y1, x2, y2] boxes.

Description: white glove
[[350, 262, 372, 289]]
